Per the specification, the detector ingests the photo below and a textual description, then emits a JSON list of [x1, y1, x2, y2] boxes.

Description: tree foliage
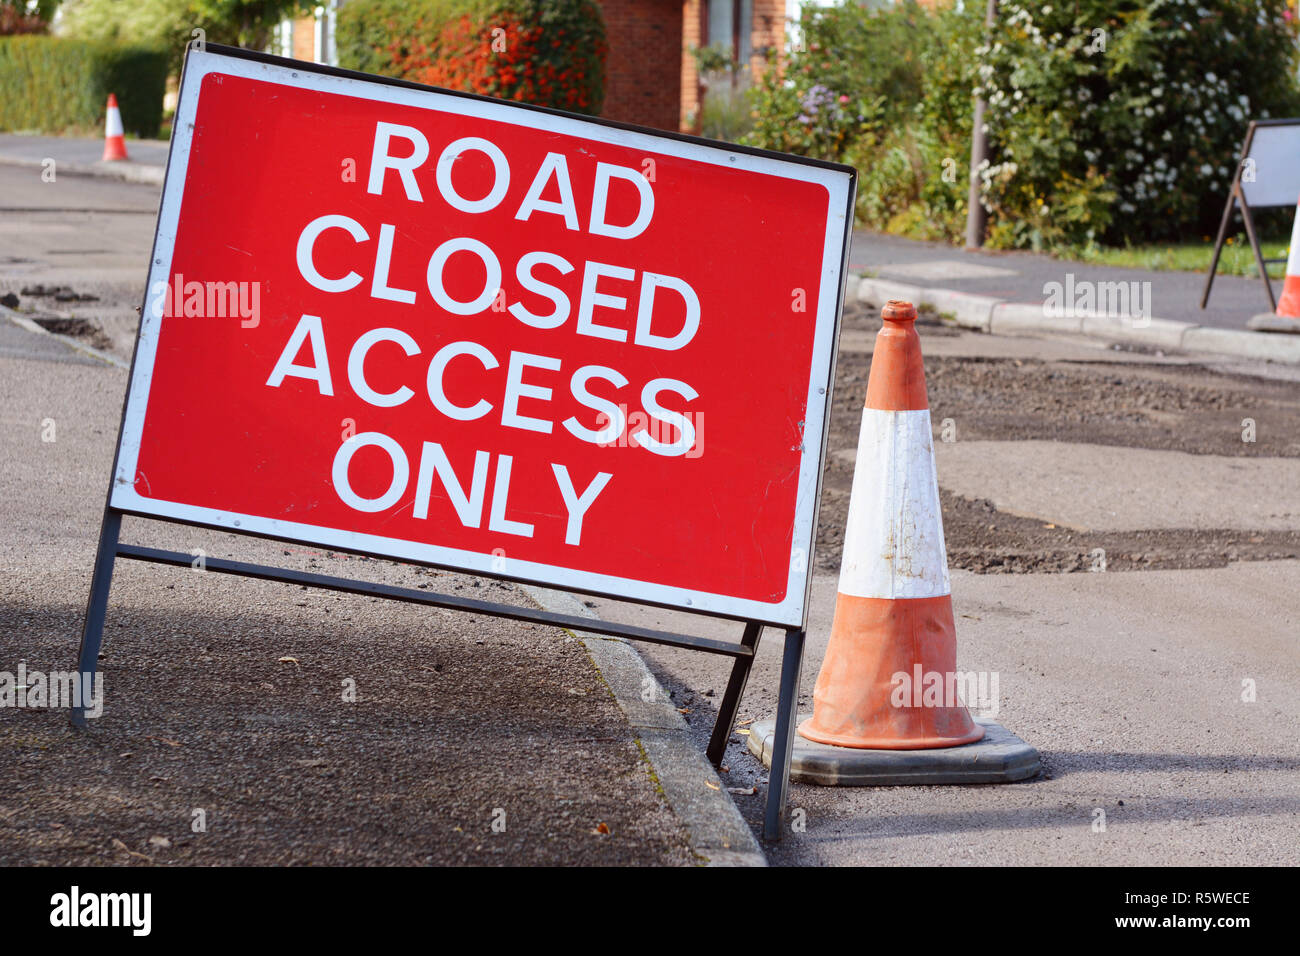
[[747, 0, 1300, 249]]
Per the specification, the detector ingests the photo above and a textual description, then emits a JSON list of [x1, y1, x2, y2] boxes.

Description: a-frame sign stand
[[74, 506, 807, 841], [1201, 119, 1300, 311], [71, 43, 854, 849]]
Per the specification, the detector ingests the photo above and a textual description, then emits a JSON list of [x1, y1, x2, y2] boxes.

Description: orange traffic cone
[[798, 300, 984, 750], [102, 94, 128, 162], [1274, 197, 1300, 319]]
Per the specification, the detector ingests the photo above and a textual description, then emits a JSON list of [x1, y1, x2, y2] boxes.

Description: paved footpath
[[0, 133, 168, 185], [850, 230, 1278, 333]]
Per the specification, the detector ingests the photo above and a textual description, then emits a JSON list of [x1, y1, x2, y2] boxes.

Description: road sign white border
[[109, 47, 853, 627]]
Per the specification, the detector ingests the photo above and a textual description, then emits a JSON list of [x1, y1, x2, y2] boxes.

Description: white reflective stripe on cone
[[837, 407, 951, 600], [106, 107, 124, 138]]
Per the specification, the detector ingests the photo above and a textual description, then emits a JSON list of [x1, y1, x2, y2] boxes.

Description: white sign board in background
[[1241, 121, 1300, 208]]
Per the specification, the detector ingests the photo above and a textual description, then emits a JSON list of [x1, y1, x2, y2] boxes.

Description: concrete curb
[[1, 304, 128, 369], [0, 153, 165, 186], [519, 585, 766, 867], [857, 275, 1300, 365], [859, 277, 1000, 332]]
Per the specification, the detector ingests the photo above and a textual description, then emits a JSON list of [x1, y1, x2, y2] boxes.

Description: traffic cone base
[[1278, 281, 1300, 319], [748, 713, 1040, 786]]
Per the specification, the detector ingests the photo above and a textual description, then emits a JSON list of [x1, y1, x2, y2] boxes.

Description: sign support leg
[[763, 627, 805, 841], [72, 508, 121, 727], [706, 621, 762, 766], [1238, 194, 1277, 310], [1201, 189, 1238, 309]]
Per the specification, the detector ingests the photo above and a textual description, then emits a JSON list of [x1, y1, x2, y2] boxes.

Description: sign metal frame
[[72, 44, 857, 843], [1201, 118, 1300, 311]]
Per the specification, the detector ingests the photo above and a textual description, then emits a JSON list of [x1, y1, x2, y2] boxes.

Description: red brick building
[[600, 0, 789, 133], [597, 0, 683, 132]]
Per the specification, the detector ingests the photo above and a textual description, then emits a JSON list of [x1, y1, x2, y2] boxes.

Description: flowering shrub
[[747, 59, 883, 161], [748, 0, 1300, 250], [979, 0, 1300, 248], [746, 0, 923, 161], [748, 1, 980, 236], [748, 75, 881, 161], [337, 0, 606, 115], [849, 2, 986, 241]]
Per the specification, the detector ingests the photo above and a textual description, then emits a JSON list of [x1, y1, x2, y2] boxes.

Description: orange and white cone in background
[[1273, 196, 1300, 320], [798, 299, 984, 750], [102, 94, 128, 162]]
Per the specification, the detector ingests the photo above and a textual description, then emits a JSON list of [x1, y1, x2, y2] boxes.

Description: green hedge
[[0, 36, 168, 137]]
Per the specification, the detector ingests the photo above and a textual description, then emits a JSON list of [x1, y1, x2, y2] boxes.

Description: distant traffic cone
[[1274, 197, 1300, 319], [798, 300, 984, 750], [102, 94, 128, 162]]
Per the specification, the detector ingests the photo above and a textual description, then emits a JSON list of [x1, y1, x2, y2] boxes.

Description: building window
[[707, 0, 754, 68]]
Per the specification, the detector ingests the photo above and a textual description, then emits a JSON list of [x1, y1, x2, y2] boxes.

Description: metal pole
[[732, 0, 743, 88], [706, 622, 763, 766], [763, 627, 805, 841], [964, 0, 998, 249], [72, 508, 121, 727]]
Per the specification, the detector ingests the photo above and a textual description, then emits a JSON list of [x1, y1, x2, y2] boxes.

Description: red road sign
[[112, 48, 854, 626]]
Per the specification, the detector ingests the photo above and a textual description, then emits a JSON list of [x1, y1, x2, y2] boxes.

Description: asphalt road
[[0, 164, 160, 358], [587, 321, 1300, 865]]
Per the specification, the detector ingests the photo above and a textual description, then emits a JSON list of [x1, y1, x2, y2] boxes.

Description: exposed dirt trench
[[818, 303, 1300, 573]]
